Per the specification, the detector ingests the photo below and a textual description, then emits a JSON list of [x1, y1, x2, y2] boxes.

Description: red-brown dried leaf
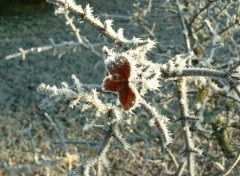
[[103, 56, 136, 110]]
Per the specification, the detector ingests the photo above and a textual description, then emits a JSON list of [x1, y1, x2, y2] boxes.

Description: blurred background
[[0, 0, 50, 16], [0, 0, 106, 16]]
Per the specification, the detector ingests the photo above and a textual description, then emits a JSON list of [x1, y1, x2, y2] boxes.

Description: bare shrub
[[3, 0, 240, 175]]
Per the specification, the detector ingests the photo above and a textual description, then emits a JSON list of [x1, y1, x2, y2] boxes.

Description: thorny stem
[[168, 5, 239, 173], [68, 123, 115, 176], [5, 41, 81, 60], [64, 12, 102, 58], [48, 0, 147, 48], [150, 2, 232, 171], [176, 78, 196, 176], [68, 108, 128, 176], [175, 0, 191, 52], [161, 67, 228, 79], [64, 12, 83, 43], [139, 98, 172, 145]]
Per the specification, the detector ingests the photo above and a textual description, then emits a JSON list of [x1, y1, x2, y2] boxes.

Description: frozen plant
[[4, 0, 240, 175]]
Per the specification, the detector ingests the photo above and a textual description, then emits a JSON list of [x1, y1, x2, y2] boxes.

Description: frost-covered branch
[[6, 11, 102, 60], [68, 123, 115, 176], [68, 109, 130, 176], [161, 67, 228, 79], [139, 98, 172, 146], [202, 19, 223, 65], [160, 56, 240, 79], [175, 0, 191, 52], [5, 40, 81, 60], [64, 11, 102, 58], [47, 0, 152, 49], [37, 74, 111, 115], [176, 78, 200, 176]]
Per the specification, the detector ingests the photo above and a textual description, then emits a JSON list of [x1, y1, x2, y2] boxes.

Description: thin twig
[[220, 151, 240, 176], [26, 123, 36, 160], [64, 12, 102, 58], [5, 40, 81, 60], [166, 148, 179, 169], [189, 0, 218, 28], [44, 112, 68, 155], [175, 161, 187, 176], [175, 0, 191, 52]]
